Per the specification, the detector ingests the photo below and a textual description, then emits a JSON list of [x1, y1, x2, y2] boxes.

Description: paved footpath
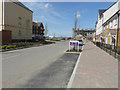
[[71, 41, 118, 88]]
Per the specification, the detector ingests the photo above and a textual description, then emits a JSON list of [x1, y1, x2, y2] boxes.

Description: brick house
[[0, 0, 33, 44], [32, 21, 45, 39], [95, 1, 120, 51]]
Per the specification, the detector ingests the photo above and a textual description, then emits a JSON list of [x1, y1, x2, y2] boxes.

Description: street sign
[[69, 41, 79, 52], [70, 41, 79, 46]]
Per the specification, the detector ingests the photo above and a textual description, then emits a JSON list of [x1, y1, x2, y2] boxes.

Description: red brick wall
[[0, 30, 12, 44]]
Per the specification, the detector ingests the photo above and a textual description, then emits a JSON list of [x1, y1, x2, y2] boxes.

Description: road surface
[[2, 41, 70, 88]]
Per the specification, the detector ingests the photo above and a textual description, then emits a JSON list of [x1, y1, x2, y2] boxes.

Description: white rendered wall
[[103, 1, 119, 24]]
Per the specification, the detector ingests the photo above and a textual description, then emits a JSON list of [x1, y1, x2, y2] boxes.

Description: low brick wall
[[0, 30, 12, 45]]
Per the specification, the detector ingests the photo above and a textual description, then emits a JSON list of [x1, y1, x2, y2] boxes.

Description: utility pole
[[74, 11, 78, 38], [45, 24, 48, 36], [75, 11, 77, 30]]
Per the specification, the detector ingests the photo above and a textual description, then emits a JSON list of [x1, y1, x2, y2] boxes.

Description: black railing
[[95, 42, 120, 60]]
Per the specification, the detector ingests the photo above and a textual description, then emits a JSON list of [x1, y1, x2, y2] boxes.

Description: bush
[[6, 45, 16, 49], [13, 42, 34, 47], [1, 45, 16, 49], [1, 45, 7, 49], [50, 39, 60, 41], [6, 45, 12, 49]]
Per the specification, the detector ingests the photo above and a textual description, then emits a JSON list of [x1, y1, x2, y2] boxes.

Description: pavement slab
[[71, 41, 118, 88]]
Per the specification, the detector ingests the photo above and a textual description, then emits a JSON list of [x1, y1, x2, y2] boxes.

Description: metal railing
[[95, 42, 120, 60]]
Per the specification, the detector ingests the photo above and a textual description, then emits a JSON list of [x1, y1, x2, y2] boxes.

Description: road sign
[[70, 41, 79, 46], [69, 41, 79, 52]]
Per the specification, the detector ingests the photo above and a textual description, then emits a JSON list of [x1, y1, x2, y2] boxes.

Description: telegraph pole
[[45, 24, 48, 36], [75, 11, 77, 30], [73, 11, 78, 38]]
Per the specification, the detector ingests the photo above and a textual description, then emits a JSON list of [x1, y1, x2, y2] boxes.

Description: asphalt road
[[14, 53, 79, 88], [2, 41, 70, 88]]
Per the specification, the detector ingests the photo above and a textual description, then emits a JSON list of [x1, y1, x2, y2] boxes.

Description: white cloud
[[23, 2, 65, 24], [44, 3, 52, 8], [45, 3, 49, 8]]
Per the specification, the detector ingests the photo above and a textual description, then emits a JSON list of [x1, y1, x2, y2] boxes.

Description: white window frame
[[115, 17, 118, 24], [107, 24, 108, 29], [18, 17, 22, 25]]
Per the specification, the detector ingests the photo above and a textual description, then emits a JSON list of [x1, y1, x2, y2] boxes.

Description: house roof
[[10, 0, 33, 13], [33, 22, 44, 28], [99, 9, 106, 15], [104, 2, 117, 14], [109, 29, 116, 35], [98, 9, 106, 18]]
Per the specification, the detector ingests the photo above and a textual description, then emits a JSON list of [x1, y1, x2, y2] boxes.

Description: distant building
[[32, 21, 45, 37], [73, 28, 96, 40], [0, 0, 33, 43], [48, 36, 54, 39]]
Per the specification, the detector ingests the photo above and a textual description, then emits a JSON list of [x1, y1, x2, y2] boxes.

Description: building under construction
[[73, 28, 96, 40]]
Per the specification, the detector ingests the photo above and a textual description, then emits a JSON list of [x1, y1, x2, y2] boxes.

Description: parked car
[[32, 35, 45, 41], [77, 40, 83, 45]]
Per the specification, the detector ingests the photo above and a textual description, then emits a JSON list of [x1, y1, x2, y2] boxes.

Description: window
[[111, 20, 113, 28], [104, 26, 105, 30], [26, 20, 30, 27], [18, 30, 22, 36], [115, 17, 118, 24], [18, 17, 22, 25], [107, 24, 108, 28]]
